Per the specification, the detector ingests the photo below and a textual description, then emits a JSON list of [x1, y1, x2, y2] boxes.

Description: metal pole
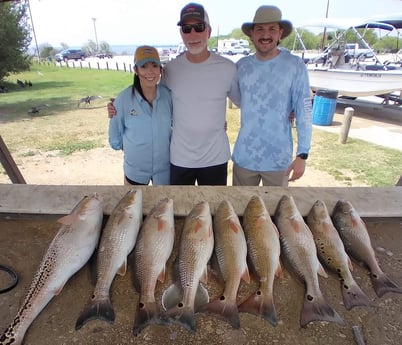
[[27, 0, 40, 59], [321, 0, 330, 50], [92, 17, 99, 52]]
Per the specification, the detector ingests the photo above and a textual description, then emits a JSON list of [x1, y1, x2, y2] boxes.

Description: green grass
[[1, 62, 133, 121], [1, 63, 401, 186], [225, 105, 402, 187]]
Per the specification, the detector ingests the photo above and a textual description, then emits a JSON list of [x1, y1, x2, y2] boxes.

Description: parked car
[[227, 45, 251, 55], [55, 49, 86, 62], [95, 53, 113, 59]]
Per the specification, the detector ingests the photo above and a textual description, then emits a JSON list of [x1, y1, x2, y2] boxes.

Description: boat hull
[[308, 67, 402, 97]]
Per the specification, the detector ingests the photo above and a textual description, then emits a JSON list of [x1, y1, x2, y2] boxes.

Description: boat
[[295, 17, 402, 100]]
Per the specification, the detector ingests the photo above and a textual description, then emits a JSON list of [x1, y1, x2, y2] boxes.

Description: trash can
[[312, 89, 339, 126]]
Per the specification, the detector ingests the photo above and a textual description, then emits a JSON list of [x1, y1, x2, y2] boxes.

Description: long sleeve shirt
[[232, 49, 312, 171], [109, 84, 172, 185]]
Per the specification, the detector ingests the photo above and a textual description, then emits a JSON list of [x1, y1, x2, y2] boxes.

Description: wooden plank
[[0, 136, 26, 184], [0, 184, 401, 217]]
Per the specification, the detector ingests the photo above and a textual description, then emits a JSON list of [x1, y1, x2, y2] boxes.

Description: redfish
[[274, 195, 343, 327], [332, 199, 402, 298], [1, 193, 104, 345], [307, 200, 372, 310]]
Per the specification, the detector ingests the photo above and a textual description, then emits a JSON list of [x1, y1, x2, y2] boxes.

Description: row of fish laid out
[[1, 190, 402, 345]]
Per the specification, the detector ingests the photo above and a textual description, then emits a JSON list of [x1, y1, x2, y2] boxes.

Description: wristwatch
[[297, 153, 308, 160]]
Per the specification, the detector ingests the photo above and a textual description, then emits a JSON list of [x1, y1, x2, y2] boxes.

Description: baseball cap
[[177, 2, 210, 26], [134, 46, 161, 67]]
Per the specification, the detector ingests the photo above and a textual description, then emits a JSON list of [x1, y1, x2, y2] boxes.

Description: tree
[[39, 44, 57, 59], [0, 1, 32, 82]]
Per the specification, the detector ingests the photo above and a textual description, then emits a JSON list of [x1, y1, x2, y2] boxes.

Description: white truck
[[218, 39, 250, 55], [345, 43, 373, 60]]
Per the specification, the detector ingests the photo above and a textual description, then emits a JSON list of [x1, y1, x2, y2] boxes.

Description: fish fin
[[116, 211, 130, 225], [229, 220, 240, 234], [341, 280, 374, 310], [194, 283, 210, 311], [160, 305, 196, 332], [200, 266, 208, 285], [57, 213, 78, 225], [347, 256, 354, 272], [275, 262, 284, 279], [161, 283, 182, 311], [371, 272, 402, 298], [238, 290, 278, 326], [158, 219, 167, 232], [242, 265, 251, 284], [75, 297, 115, 330], [194, 220, 203, 233], [157, 266, 166, 283], [133, 301, 159, 336], [201, 296, 240, 329], [317, 263, 328, 278], [300, 293, 344, 327], [290, 218, 301, 233], [117, 259, 127, 276]]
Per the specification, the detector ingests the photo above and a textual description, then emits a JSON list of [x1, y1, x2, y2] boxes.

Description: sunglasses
[[181, 23, 206, 34]]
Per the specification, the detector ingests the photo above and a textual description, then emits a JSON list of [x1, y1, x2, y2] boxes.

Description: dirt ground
[[0, 216, 401, 345]]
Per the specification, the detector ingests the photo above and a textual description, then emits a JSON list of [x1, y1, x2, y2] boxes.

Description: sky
[[28, 0, 402, 48]]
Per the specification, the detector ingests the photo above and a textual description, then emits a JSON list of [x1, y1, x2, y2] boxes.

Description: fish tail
[[371, 272, 402, 298], [341, 280, 373, 310], [75, 297, 115, 330], [160, 305, 196, 332], [238, 291, 278, 326], [300, 294, 344, 327], [133, 301, 159, 336], [201, 296, 240, 329]]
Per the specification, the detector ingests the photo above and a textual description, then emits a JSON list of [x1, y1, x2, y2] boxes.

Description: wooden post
[[339, 107, 354, 144], [0, 136, 26, 184]]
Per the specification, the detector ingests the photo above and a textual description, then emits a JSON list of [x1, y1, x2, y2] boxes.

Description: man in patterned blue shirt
[[232, 5, 312, 186]]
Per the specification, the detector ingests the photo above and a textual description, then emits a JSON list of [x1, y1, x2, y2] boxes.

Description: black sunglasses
[[181, 23, 206, 34]]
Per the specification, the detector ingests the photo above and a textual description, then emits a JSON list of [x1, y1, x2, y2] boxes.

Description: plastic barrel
[[312, 89, 339, 126]]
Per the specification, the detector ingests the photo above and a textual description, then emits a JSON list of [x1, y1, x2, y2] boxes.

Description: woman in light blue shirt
[[109, 46, 172, 185]]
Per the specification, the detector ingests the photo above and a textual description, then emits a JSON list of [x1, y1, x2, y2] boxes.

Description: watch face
[[297, 153, 308, 160]]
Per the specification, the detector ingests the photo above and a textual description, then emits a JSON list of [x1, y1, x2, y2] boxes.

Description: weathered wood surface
[[0, 184, 401, 217]]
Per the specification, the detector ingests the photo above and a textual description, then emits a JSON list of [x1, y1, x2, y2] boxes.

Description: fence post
[[124, 63, 126, 72], [339, 107, 354, 144], [116, 62, 119, 71], [97, 62, 100, 70], [106, 61, 109, 70], [129, 64, 132, 73], [88, 61, 91, 69]]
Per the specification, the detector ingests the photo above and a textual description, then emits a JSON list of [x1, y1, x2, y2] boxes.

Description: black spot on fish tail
[[238, 290, 278, 327], [133, 301, 159, 336], [160, 305, 196, 332], [371, 272, 402, 298], [75, 298, 115, 330], [300, 294, 344, 328], [201, 294, 241, 329], [341, 280, 373, 310]]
